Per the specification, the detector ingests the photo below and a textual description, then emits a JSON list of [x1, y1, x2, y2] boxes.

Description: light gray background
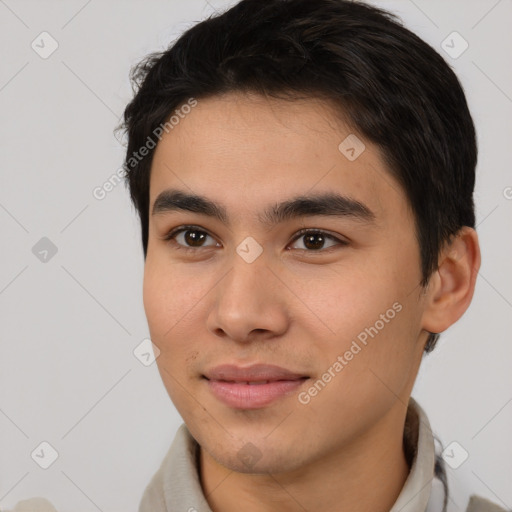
[[0, 0, 511, 511]]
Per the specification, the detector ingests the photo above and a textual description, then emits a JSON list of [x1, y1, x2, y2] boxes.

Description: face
[[144, 92, 429, 474]]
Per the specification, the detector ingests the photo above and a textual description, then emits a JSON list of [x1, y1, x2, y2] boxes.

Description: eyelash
[[162, 225, 348, 254]]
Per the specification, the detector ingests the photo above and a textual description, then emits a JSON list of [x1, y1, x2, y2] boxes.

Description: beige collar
[[139, 397, 438, 512]]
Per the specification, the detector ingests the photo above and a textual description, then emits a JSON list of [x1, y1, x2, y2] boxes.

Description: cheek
[[143, 262, 204, 407], [142, 269, 174, 341], [143, 256, 195, 340], [296, 266, 392, 340], [142, 258, 211, 371], [304, 265, 419, 380]]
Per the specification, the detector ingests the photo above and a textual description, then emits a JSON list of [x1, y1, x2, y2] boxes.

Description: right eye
[[163, 225, 221, 252]]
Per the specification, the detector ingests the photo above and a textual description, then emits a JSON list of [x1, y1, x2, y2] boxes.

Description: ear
[[421, 227, 481, 335]]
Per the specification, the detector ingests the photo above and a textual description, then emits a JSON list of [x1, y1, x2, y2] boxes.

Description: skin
[[143, 91, 481, 512]]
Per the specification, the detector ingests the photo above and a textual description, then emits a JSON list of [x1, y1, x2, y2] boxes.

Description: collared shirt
[[4, 398, 507, 512], [137, 397, 507, 512]]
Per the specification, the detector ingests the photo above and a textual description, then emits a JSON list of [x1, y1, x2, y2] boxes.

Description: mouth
[[202, 364, 310, 409]]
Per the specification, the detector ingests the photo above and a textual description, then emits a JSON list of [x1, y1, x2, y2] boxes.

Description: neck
[[199, 402, 411, 512]]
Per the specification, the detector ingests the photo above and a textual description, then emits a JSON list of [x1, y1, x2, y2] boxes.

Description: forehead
[[149, 92, 410, 228]]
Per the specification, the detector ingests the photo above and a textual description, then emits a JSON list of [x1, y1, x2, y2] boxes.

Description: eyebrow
[[151, 188, 376, 228]]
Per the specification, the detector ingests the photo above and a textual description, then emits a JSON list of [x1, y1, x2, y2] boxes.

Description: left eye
[[163, 226, 347, 252], [289, 229, 347, 251]]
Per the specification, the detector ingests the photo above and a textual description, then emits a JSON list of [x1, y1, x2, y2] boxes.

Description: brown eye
[[182, 229, 208, 247], [164, 226, 219, 250], [290, 229, 348, 252]]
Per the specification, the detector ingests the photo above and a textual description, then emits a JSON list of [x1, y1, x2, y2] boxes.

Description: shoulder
[[466, 494, 510, 512], [4, 497, 58, 512]]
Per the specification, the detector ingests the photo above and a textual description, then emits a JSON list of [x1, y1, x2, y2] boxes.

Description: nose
[[206, 250, 290, 344]]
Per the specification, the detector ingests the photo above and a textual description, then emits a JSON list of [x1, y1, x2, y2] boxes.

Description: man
[[7, 1, 505, 511], [119, 0, 506, 511]]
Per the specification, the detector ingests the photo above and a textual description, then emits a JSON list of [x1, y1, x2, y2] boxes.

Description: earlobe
[[421, 227, 481, 335]]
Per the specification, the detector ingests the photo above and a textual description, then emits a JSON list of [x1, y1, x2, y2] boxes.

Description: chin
[[203, 435, 308, 475]]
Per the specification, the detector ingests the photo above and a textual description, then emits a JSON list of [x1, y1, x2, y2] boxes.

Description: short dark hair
[[119, 0, 477, 353]]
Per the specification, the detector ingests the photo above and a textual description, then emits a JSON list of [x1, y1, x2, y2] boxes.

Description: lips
[[203, 364, 309, 409], [203, 364, 307, 383]]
